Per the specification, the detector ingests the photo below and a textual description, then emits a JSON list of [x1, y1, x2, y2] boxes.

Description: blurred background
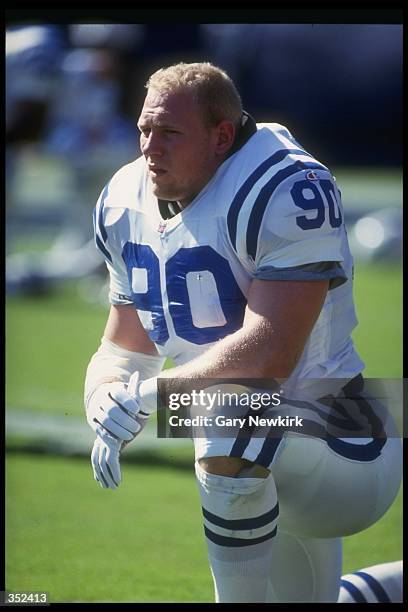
[[5, 22, 403, 603]]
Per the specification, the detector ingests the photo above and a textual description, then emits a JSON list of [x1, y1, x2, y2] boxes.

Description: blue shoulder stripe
[[93, 195, 112, 263], [340, 579, 368, 603], [227, 148, 313, 251], [97, 182, 110, 243], [354, 571, 391, 603], [246, 159, 328, 260], [95, 235, 112, 263]]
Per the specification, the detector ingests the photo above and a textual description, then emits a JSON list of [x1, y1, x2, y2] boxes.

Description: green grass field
[[6, 455, 212, 603], [5, 262, 403, 602], [6, 453, 402, 603]]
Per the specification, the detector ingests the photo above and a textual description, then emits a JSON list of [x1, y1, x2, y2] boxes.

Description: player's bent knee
[[195, 460, 278, 602]]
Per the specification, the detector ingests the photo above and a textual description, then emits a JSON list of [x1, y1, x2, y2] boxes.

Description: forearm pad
[[84, 336, 165, 406]]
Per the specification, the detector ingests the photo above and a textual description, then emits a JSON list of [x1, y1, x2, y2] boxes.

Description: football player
[[84, 62, 402, 602]]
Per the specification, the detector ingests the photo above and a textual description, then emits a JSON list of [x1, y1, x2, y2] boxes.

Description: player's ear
[[214, 120, 236, 156]]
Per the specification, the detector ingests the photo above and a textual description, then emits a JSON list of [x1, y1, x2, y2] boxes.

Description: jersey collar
[[226, 111, 257, 160]]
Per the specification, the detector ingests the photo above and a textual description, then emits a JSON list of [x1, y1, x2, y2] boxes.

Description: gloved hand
[[90, 412, 150, 489], [86, 381, 142, 444], [88, 372, 150, 489], [91, 435, 123, 489]]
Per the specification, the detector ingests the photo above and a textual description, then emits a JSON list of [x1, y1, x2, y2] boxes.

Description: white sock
[[338, 560, 403, 603], [266, 530, 342, 602], [195, 461, 278, 603]]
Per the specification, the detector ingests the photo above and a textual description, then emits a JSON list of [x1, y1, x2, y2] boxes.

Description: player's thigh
[[270, 432, 402, 538]]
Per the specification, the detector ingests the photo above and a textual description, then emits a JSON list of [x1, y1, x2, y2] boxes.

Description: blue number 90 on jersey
[[122, 243, 246, 346]]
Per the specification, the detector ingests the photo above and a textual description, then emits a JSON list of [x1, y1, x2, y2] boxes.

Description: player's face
[[138, 88, 221, 207]]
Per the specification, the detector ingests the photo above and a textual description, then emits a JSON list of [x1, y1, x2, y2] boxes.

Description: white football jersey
[[93, 121, 364, 383]]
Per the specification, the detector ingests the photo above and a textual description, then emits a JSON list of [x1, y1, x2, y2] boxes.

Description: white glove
[[89, 372, 151, 489], [86, 381, 142, 444], [91, 436, 123, 489], [90, 411, 150, 489]]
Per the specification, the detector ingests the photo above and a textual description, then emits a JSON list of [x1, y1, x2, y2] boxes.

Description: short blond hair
[[146, 62, 243, 128]]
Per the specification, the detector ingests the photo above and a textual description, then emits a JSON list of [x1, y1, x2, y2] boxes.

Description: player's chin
[[151, 181, 180, 202]]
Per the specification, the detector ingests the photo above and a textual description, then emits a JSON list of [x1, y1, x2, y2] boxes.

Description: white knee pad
[[195, 461, 279, 550]]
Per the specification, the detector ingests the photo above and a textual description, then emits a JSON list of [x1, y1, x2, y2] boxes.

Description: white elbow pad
[[84, 336, 165, 405]]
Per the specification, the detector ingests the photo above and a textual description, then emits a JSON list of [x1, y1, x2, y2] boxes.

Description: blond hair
[[146, 62, 243, 128]]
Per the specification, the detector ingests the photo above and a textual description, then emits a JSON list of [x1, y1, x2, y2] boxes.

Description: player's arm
[[87, 182, 163, 432], [243, 277, 329, 377], [85, 305, 165, 489], [103, 304, 161, 356], [85, 302, 161, 418], [85, 304, 164, 428], [160, 277, 329, 382], [87, 183, 166, 488]]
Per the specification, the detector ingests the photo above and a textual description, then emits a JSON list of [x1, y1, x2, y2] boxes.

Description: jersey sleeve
[[236, 167, 348, 289], [93, 183, 133, 305]]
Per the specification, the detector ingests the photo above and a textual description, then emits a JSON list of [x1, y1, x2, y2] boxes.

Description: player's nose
[[141, 132, 164, 157]]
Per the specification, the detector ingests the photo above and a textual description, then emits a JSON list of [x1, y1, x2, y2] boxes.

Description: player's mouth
[[148, 165, 167, 178]]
